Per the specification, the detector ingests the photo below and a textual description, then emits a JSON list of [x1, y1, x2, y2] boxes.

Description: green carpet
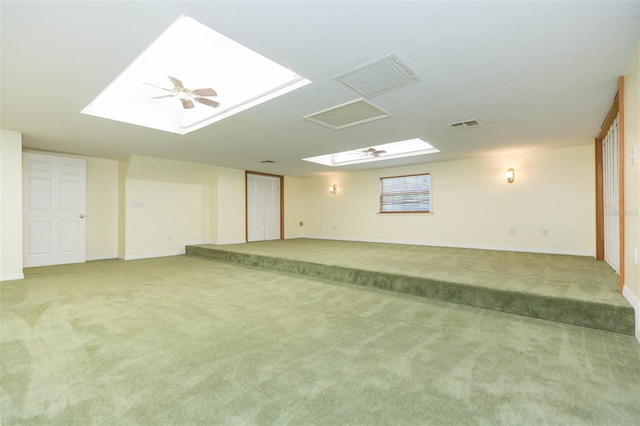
[[2, 256, 639, 425], [186, 239, 635, 335]]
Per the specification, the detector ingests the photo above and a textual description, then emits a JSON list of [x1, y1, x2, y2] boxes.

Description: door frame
[[245, 171, 284, 242], [595, 76, 625, 292]]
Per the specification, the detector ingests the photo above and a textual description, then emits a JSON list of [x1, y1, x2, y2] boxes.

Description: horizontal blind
[[379, 173, 431, 213]]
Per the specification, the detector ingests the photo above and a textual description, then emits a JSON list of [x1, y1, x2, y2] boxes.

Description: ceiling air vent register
[[449, 119, 481, 130], [335, 54, 421, 98], [303, 99, 391, 130]]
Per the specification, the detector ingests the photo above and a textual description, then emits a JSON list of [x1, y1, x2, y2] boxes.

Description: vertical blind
[[603, 115, 620, 275], [379, 173, 431, 213]]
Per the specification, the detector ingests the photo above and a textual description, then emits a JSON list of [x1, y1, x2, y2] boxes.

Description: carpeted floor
[[187, 239, 634, 335], [2, 255, 640, 425], [190, 239, 625, 303]]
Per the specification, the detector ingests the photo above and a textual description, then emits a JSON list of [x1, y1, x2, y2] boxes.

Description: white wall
[[214, 167, 246, 245], [118, 157, 130, 258], [124, 179, 210, 259], [284, 176, 304, 239], [622, 35, 640, 342], [300, 144, 595, 256], [120, 156, 214, 259], [117, 157, 248, 256], [86, 157, 119, 260], [0, 130, 24, 281]]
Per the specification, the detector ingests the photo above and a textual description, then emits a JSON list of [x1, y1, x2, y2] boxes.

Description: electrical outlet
[[299, 221, 303, 226], [542, 229, 549, 237], [508, 228, 517, 236], [168, 236, 172, 242]]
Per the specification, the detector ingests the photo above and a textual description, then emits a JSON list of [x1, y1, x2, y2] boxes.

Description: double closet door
[[246, 173, 282, 242]]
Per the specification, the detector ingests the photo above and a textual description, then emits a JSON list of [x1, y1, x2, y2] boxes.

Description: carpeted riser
[[186, 246, 635, 336]]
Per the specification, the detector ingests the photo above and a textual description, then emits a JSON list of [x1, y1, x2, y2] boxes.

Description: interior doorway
[[23, 152, 86, 267], [246, 172, 283, 242]]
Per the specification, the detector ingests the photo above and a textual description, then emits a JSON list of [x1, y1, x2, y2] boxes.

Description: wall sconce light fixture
[[506, 168, 515, 184], [329, 184, 337, 195]]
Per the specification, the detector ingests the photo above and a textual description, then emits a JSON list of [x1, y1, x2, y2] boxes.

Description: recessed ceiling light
[[302, 138, 440, 167], [81, 16, 311, 135]]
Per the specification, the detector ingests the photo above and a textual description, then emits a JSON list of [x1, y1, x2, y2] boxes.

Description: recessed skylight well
[[303, 138, 440, 167], [82, 16, 311, 134]]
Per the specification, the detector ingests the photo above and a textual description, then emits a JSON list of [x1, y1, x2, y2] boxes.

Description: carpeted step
[[186, 245, 635, 336]]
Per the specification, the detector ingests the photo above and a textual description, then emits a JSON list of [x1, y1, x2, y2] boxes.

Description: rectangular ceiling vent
[[335, 54, 421, 98], [303, 99, 391, 130], [449, 119, 481, 130]]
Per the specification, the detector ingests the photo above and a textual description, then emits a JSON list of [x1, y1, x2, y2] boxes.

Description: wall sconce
[[506, 168, 515, 184], [329, 184, 337, 195]]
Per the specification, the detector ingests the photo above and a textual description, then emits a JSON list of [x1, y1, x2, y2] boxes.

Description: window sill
[[377, 211, 434, 215]]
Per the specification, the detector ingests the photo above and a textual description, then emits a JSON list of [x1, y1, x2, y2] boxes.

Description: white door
[[602, 116, 620, 275], [23, 152, 86, 267], [247, 173, 281, 242]]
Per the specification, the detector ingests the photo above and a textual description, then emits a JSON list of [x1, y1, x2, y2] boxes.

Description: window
[[379, 173, 431, 213]]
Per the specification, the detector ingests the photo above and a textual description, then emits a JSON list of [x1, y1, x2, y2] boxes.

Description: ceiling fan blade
[[151, 95, 175, 99], [195, 88, 217, 96], [196, 97, 220, 108], [181, 99, 195, 109], [169, 76, 184, 89], [142, 82, 173, 92]]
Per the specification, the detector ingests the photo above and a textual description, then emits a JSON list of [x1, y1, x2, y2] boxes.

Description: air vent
[[303, 99, 391, 130], [449, 119, 481, 130], [335, 54, 421, 98]]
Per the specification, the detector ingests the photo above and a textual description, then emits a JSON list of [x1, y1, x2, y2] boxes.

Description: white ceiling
[[2, 1, 639, 177]]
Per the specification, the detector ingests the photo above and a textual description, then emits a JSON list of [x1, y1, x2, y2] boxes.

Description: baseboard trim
[[211, 239, 245, 246], [123, 251, 182, 261], [301, 235, 595, 257], [1, 272, 25, 281], [622, 286, 640, 344], [86, 254, 118, 261]]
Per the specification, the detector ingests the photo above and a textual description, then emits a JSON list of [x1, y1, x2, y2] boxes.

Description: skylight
[[302, 138, 440, 167], [81, 16, 311, 134]]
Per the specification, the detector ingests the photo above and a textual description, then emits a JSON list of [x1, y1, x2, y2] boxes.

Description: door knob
[[79, 214, 85, 218]]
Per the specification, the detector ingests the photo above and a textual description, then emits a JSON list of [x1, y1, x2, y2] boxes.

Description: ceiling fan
[[360, 147, 387, 157], [144, 76, 219, 109]]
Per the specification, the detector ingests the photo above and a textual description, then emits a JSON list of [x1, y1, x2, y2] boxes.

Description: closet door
[[247, 173, 282, 242], [602, 116, 620, 274]]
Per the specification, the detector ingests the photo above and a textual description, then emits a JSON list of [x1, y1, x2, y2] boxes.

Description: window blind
[[379, 173, 431, 213]]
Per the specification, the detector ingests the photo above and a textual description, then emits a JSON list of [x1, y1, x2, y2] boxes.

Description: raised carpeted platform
[[186, 239, 635, 336]]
